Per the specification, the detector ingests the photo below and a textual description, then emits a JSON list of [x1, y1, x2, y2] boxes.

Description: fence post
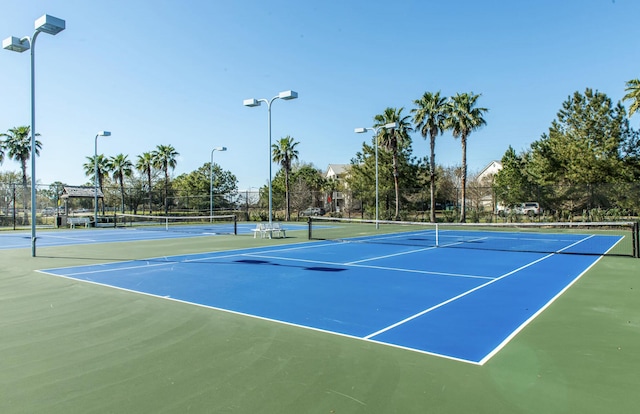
[[633, 221, 640, 258], [12, 183, 16, 230]]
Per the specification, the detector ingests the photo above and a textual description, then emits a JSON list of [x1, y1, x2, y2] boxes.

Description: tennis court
[[0, 221, 308, 250], [38, 223, 625, 364]]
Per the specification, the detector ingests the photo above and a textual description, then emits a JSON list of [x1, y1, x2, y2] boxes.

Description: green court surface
[[1, 230, 639, 413]]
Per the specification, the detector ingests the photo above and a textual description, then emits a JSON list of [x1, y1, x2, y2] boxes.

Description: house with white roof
[[476, 160, 502, 183], [473, 160, 502, 209], [324, 164, 351, 212]]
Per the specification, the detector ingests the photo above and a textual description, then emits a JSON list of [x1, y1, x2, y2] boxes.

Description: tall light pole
[[94, 131, 111, 225], [354, 122, 398, 229], [243, 90, 298, 226], [3, 14, 65, 257], [210, 146, 227, 220]]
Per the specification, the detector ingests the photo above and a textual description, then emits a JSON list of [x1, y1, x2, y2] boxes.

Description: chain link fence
[[1, 181, 638, 230]]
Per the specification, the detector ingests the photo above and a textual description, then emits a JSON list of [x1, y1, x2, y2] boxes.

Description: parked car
[[301, 207, 326, 216], [497, 202, 542, 217], [41, 207, 56, 216], [1, 208, 19, 216], [520, 202, 542, 216]]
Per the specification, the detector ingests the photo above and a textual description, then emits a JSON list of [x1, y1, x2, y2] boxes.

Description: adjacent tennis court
[[0, 221, 308, 250], [37, 221, 626, 364]]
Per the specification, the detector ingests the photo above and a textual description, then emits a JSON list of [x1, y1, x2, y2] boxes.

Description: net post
[[308, 217, 312, 240], [632, 221, 640, 259], [435, 223, 439, 247], [233, 215, 237, 235]]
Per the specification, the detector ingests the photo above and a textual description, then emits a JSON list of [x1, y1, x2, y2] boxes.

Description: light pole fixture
[[243, 90, 298, 225], [210, 146, 227, 220], [354, 122, 398, 229], [94, 131, 111, 226], [3, 14, 65, 257]]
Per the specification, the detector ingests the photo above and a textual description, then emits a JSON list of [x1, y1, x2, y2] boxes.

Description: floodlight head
[[243, 98, 261, 107], [35, 15, 65, 35], [2, 36, 30, 52], [354, 128, 368, 134], [214, 146, 227, 151], [384, 122, 398, 129], [97, 131, 111, 137], [278, 90, 298, 100]]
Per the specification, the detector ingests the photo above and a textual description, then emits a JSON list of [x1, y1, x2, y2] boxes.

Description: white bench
[[271, 222, 286, 238], [252, 222, 286, 239], [68, 217, 91, 228]]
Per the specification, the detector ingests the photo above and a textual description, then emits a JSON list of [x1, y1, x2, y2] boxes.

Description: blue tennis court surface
[[38, 229, 622, 364]]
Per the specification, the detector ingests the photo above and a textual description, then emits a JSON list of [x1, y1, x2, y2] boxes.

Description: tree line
[[82, 144, 183, 215], [262, 92, 489, 223], [494, 87, 640, 217], [2, 79, 640, 223]]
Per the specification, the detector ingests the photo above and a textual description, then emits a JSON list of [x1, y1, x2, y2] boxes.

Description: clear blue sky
[[1, 0, 639, 191]]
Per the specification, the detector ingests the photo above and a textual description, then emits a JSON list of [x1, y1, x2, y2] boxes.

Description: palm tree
[[623, 78, 640, 117], [374, 107, 413, 220], [109, 154, 134, 213], [1, 126, 42, 224], [136, 152, 155, 214], [412, 91, 448, 223], [445, 92, 488, 222], [83, 154, 111, 214], [271, 136, 299, 221], [152, 144, 179, 215]]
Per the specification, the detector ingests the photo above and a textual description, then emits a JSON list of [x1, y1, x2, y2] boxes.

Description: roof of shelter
[[61, 186, 103, 199]]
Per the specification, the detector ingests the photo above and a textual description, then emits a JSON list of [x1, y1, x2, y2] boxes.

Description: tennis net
[[115, 213, 237, 235], [308, 216, 639, 258]]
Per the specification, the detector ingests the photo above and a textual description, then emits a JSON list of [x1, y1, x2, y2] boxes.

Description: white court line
[[56, 250, 261, 276], [478, 235, 606, 364], [350, 262, 493, 280], [363, 234, 596, 341], [180, 241, 341, 264], [56, 261, 176, 276], [478, 252, 602, 365], [56, 239, 496, 280], [346, 245, 439, 264], [438, 230, 590, 243], [41, 240, 340, 276], [360, 229, 436, 241], [345, 237, 488, 265], [363, 253, 556, 340], [39, 234, 99, 242], [334, 230, 436, 245], [243, 252, 494, 280]]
